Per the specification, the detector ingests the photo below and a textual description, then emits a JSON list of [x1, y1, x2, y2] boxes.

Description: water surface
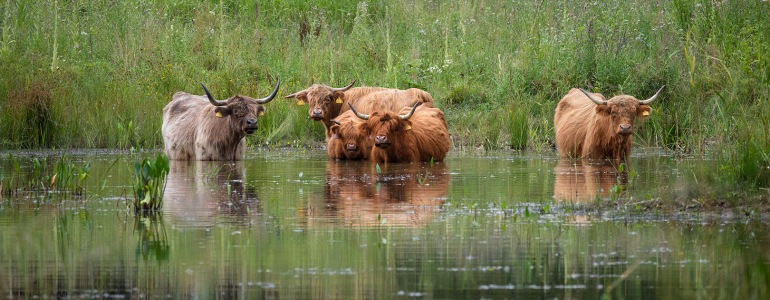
[[1, 149, 768, 299]]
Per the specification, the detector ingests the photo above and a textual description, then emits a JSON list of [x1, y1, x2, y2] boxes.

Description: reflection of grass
[[1, 153, 91, 197]]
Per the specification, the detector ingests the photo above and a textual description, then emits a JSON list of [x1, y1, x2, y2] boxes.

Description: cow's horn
[[201, 82, 228, 106], [638, 86, 665, 105], [348, 103, 369, 120], [579, 88, 607, 105], [256, 78, 281, 104], [400, 102, 422, 120], [330, 80, 357, 92]]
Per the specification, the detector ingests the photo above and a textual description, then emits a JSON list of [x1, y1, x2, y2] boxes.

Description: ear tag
[[335, 98, 343, 104], [405, 124, 412, 130], [297, 100, 306, 106], [333, 133, 340, 139], [258, 111, 265, 117], [216, 111, 223, 118], [642, 111, 650, 116]]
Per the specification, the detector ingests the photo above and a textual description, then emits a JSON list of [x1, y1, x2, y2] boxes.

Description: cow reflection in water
[[302, 161, 450, 227], [553, 159, 629, 203], [163, 160, 259, 226]]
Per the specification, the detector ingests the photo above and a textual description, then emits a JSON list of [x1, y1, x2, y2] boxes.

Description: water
[[1, 149, 768, 299]]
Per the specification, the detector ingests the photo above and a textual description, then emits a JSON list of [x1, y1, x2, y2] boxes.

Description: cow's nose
[[346, 143, 357, 151], [312, 109, 323, 117], [375, 135, 388, 144], [619, 124, 632, 133]]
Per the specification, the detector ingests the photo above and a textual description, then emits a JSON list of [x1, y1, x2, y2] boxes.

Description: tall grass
[[0, 1, 767, 184]]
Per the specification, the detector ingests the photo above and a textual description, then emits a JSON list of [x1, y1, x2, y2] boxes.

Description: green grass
[[0, 1, 768, 191]]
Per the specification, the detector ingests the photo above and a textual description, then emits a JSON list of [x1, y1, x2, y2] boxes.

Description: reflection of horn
[[638, 86, 665, 105], [255, 78, 281, 104], [399, 102, 422, 120], [579, 88, 607, 105], [201, 83, 228, 106], [330, 80, 357, 92], [349, 103, 369, 120]]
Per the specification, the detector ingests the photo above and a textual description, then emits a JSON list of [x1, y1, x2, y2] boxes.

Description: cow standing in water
[[350, 102, 451, 163], [554, 86, 664, 161], [162, 79, 280, 161], [284, 80, 434, 140]]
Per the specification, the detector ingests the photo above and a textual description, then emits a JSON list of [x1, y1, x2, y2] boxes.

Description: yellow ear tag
[[335, 98, 343, 104], [297, 100, 306, 106], [216, 111, 223, 118], [642, 111, 650, 116], [258, 111, 264, 117], [405, 124, 412, 130]]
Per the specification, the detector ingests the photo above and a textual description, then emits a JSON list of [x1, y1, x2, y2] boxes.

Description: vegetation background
[[0, 0, 768, 192]]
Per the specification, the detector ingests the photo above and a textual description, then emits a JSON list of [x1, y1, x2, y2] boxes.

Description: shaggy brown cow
[[162, 79, 280, 161], [327, 111, 372, 160], [554, 86, 664, 161], [284, 80, 435, 139], [350, 102, 451, 163]]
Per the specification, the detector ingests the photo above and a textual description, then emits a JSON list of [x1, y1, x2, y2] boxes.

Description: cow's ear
[[256, 106, 266, 117], [214, 107, 232, 118], [332, 91, 346, 104], [595, 105, 610, 116], [330, 124, 341, 139], [638, 105, 652, 119], [295, 92, 308, 106]]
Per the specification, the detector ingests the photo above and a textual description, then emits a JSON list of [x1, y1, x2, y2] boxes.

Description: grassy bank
[[0, 1, 768, 192]]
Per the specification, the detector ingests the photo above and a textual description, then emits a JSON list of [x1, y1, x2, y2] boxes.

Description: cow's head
[[329, 118, 370, 159], [580, 86, 664, 136], [284, 80, 356, 122], [201, 79, 280, 135], [350, 102, 421, 149]]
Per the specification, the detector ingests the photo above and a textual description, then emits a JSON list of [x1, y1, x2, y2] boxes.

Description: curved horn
[[348, 103, 369, 120], [400, 102, 422, 120], [201, 82, 228, 106], [578, 88, 607, 105], [330, 80, 357, 92], [256, 78, 281, 104], [638, 86, 665, 105]]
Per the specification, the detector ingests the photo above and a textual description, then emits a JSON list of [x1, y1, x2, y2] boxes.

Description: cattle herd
[[162, 79, 663, 163]]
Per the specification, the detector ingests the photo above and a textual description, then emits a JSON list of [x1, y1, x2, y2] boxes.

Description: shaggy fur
[[286, 83, 435, 139], [554, 88, 653, 161], [357, 105, 451, 163], [162, 92, 267, 161], [327, 111, 372, 160]]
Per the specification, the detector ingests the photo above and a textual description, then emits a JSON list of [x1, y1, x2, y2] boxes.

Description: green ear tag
[[336, 98, 343, 104], [216, 111, 223, 118]]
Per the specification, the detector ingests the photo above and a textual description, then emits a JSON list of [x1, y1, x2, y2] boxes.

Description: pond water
[[1, 149, 768, 299]]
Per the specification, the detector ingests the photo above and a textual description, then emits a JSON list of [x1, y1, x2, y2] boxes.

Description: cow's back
[[162, 93, 210, 160], [347, 88, 435, 115], [403, 106, 451, 162], [554, 88, 604, 158]]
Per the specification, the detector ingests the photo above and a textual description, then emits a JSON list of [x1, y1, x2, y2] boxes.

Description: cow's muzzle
[[618, 124, 632, 135], [374, 136, 391, 148], [310, 109, 324, 120], [346, 143, 358, 152], [244, 119, 258, 134]]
